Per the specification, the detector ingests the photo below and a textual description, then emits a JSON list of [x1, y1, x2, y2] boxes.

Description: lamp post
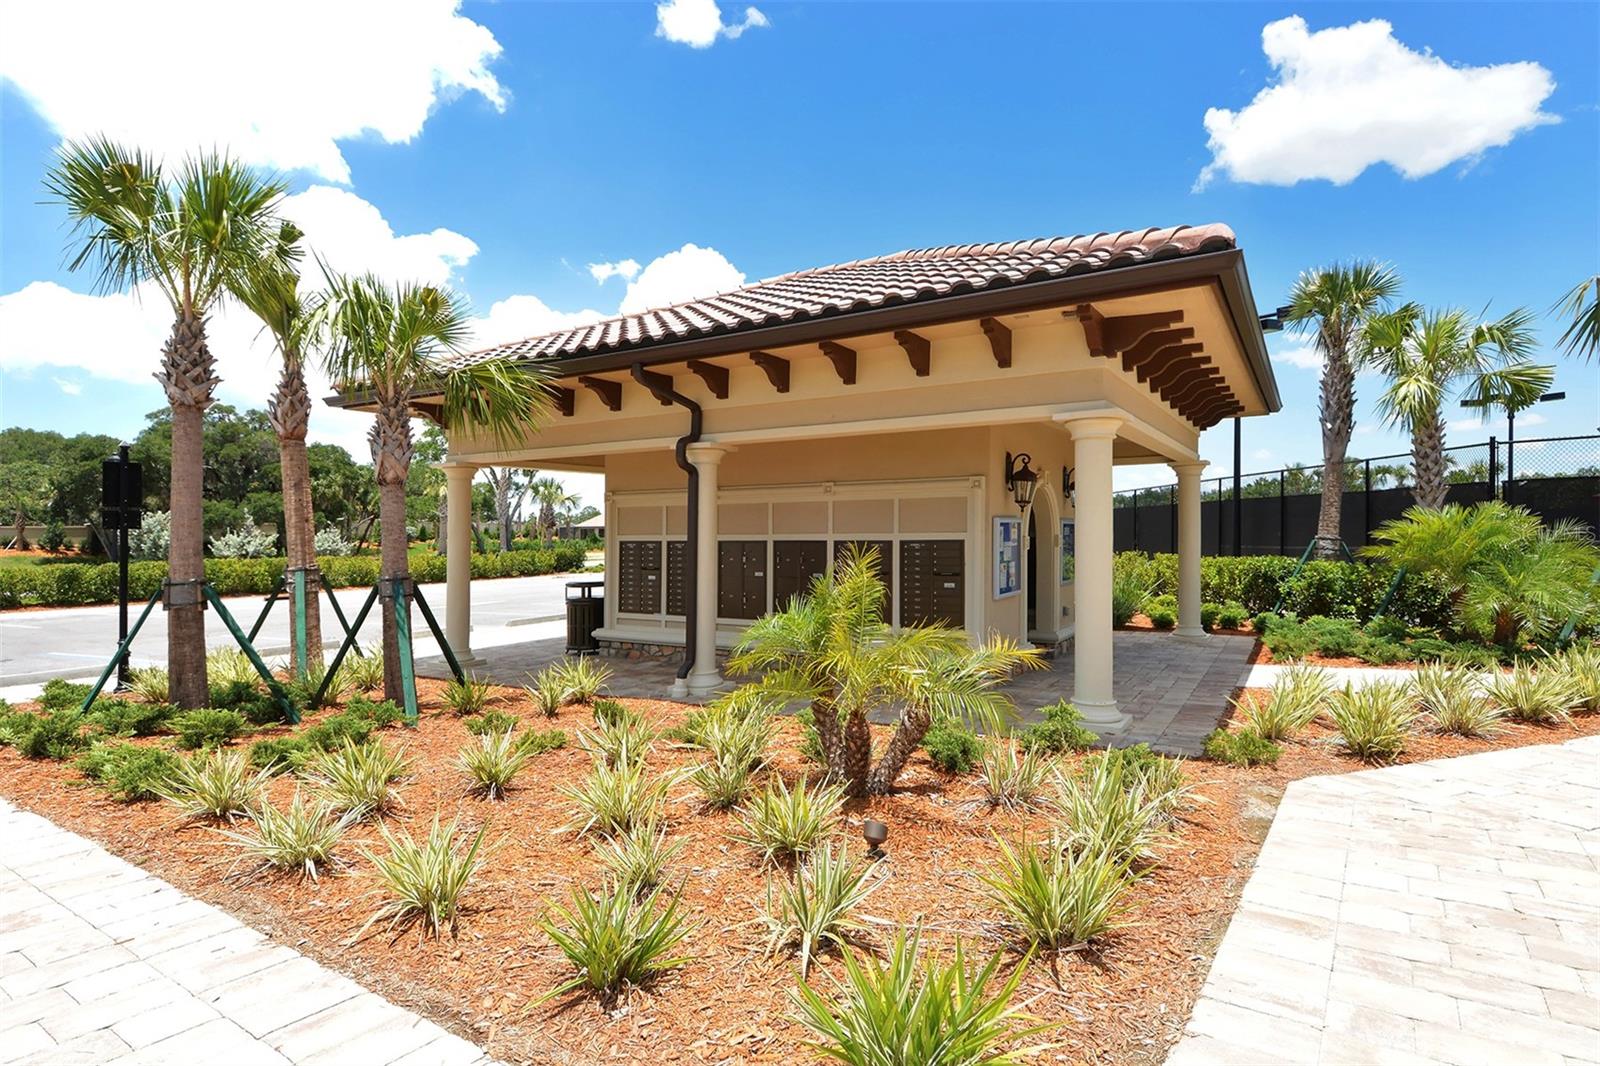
[[1462, 388, 1564, 503]]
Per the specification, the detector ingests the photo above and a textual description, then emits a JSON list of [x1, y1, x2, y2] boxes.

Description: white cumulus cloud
[[51, 377, 82, 396], [468, 295, 607, 351], [0, 0, 506, 183], [619, 244, 745, 314], [588, 259, 642, 285], [655, 0, 768, 48], [1197, 15, 1557, 189], [1271, 344, 1324, 371], [283, 186, 478, 287]]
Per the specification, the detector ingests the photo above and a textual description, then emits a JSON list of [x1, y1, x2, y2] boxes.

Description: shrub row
[[0, 545, 588, 609]]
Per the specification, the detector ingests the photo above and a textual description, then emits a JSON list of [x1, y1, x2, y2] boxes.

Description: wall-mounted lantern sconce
[[1062, 467, 1076, 507], [1004, 451, 1037, 513]]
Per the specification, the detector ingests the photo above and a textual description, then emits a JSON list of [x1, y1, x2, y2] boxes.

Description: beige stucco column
[[1171, 460, 1209, 641], [1065, 417, 1130, 732], [442, 462, 479, 664], [684, 444, 729, 696]]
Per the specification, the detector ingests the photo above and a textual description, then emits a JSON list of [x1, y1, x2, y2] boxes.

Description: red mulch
[[2, 678, 1596, 1065]]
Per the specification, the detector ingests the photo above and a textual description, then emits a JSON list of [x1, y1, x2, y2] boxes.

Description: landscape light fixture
[[862, 818, 888, 861], [1005, 452, 1038, 513], [1062, 466, 1076, 507]]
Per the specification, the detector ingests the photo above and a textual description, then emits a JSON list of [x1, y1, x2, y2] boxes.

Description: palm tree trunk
[[371, 399, 415, 703], [866, 705, 931, 794], [269, 359, 322, 675], [839, 710, 873, 797], [436, 492, 448, 555], [1315, 334, 1355, 559], [1411, 415, 1448, 509], [156, 311, 216, 709]]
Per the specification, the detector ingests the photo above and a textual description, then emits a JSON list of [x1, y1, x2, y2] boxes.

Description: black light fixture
[[862, 818, 888, 861], [1005, 452, 1038, 513], [1062, 466, 1076, 507]]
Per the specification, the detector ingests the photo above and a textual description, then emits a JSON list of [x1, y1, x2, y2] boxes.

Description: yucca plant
[[980, 836, 1133, 954], [763, 842, 880, 977], [540, 883, 694, 1002], [790, 929, 1046, 1066], [127, 667, 170, 704], [305, 739, 410, 819], [561, 757, 684, 836], [595, 820, 685, 896], [550, 657, 612, 705], [1552, 644, 1600, 713], [1052, 758, 1164, 867], [735, 775, 845, 865], [297, 660, 351, 711], [457, 729, 533, 800], [700, 706, 776, 771], [358, 815, 488, 940], [343, 649, 384, 692], [1329, 681, 1419, 762], [207, 647, 261, 689], [1415, 662, 1503, 737], [442, 676, 496, 716], [1482, 664, 1581, 725], [157, 748, 271, 822], [691, 751, 754, 810], [977, 740, 1052, 810], [526, 665, 571, 717], [217, 790, 349, 880], [1239, 663, 1333, 741], [577, 710, 656, 769]]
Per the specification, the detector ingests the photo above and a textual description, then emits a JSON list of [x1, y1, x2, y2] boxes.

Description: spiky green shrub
[[75, 741, 180, 801], [1081, 744, 1193, 822], [921, 719, 982, 774], [1552, 644, 1600, 713], [691, 751, 753, 810], [736, 776, 845, 865], [288, 661, 350, 712], [595, 821, 684, 896], [342, 649, 384, 692], [1111, 569, 1150, 628], [305, 739, 410, 819], [442, 676, 496, 716], [358, 816, 487, 939], [1414, 662, 1502, 737], [1239, 662, 1333, 741], [591, 698, 633, 729], [218, 791, 349, 880], [1329, 681, 1419, 762], [1052, 758, 1165, 866], [526, 665, 571, 717], [562, 758, 683, 836], [517, 727, 567, 755], [1018, 700, 1098, 755], [457, 729, 533, 800], [88, 698, 174, 738], [699, 704, 775, 770], [465, 709, 519, 736], [1202, 728, 1282, 767], [127, 667, 170, 704], [763, 842, 879, 977], [157, 748, 271, 822], [207, 648, 261, 689], [5, 711, 90, 759], [980, 836, 1134, 951], [248, 736, 313, 774], [39, 678, 91, 712], [1482, 664, 1581, 725], [577, 711, 656, 769], [540, 883, 693, 1002], [170, 708, 246, 750], [550, 657, 612, 704], [977, 740, 1053, 810], [789, 929, 1042, 1066]]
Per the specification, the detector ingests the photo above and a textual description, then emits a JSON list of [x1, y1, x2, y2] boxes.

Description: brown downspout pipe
[[630, 363, 702, 686]]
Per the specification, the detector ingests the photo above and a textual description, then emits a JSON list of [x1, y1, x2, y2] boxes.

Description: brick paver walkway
[[0, 798, 492, 1066], [1168, 736, 1600, 1066]]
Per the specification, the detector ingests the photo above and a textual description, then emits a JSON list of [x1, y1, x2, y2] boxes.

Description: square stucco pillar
[[442, 463, 480, 664], [1065, 417, 1130, 732], [1171, 460, 1208, 641], [683, 444, 729, 697]]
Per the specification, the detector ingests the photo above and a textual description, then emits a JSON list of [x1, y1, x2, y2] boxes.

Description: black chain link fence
[[1114, 435, 1600, 556]]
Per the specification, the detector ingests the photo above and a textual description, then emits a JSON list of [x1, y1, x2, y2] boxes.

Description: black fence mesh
[[1114, 435, 1600, 556]]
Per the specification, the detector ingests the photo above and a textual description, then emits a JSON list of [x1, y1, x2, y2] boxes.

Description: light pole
[[1462, 389, 1565, 502]]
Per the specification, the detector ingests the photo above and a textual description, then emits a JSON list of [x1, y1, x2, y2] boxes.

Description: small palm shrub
[[577, 711, 656, 769], [1329, 681, 1419, 762], [457, 729, 533, 800], [1415, 663, 1502, 737], [1553, 644, 1600, 713], [550, 657, 611, 704], [763, 843, 879, 976], [736, 776, 845, 865], [691, 751, 753, 810], [1482, 664, 1581, 725], [595, 820, 684, 896], [1019, 700, 1097, 755], [977, 740, 1052, 810], [127, 667, 170, 704], [305, 739, 410, 819], [218, 791, 348, 880], [540, 883, 693, 1002], [1239, 663, 1332, 740], [465, 709, 519, 736], [1053, 758, 1164, 866], [921, 719, 982, 774], [527, 665, 571, 717], [562, 758, 683, 836], [1202, 728, 1282, 767], [343, 649, 384, 692], [170, 709, 247, 750], [358, 816, 487, 939], [442, 676, 496, 716], [516, 728, 567, 755], [790, 929, 1040, 1066], [980, 836, 1133, 951], [76, 741, 180, 801], [157, 748, 271, 822], [207, 648, 261, 688]]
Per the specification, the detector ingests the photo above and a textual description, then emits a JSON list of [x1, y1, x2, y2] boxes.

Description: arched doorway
[[1023, 482, 1062, 642]]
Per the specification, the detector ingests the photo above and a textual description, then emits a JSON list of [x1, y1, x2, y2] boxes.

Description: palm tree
[[1284, 261, 1401, 558], [528, 476, 577, 543], [45, 139, 286, 707], [1360, 305, 1550, 508], [321, 272, 551, 701], [231, 221, 325, 677], [481, 467, 531, 551], [728, 548, 1040, 796], [1554, 276, 1599, 364]]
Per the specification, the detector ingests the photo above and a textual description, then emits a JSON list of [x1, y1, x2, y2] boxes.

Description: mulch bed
[[3, 672, 1597, 1065]]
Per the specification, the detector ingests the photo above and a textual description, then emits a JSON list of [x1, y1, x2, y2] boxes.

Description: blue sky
[[2, 1, 1596, 505]]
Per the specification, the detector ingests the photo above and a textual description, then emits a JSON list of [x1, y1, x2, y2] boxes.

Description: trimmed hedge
[[0, 545, 588, 609]]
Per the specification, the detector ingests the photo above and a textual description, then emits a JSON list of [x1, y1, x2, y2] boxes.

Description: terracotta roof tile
[[445, 223, 1235, 368]]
